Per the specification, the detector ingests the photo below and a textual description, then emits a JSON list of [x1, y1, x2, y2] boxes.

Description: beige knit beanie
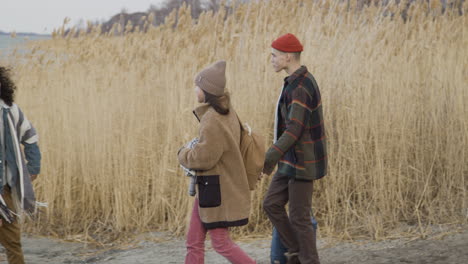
[[195, 60, 226, 97]]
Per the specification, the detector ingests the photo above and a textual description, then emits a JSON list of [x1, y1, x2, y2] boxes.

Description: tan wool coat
[[178, 101, 251, 229]]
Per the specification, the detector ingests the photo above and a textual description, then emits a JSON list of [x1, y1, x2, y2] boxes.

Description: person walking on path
[[178, 60, 256, 264], [0, 66, 42, 264], [262, 33, 327, 264]]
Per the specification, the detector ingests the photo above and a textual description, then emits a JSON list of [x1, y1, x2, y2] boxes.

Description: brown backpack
[[237, 114, 265, 190]]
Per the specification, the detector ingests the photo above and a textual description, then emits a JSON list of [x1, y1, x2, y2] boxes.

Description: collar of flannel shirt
[[285, 65, 308, 84]]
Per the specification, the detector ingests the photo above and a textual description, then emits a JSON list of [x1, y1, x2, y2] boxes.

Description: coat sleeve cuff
[[27, 165, 40, 175], [264, 145, 283, 168]]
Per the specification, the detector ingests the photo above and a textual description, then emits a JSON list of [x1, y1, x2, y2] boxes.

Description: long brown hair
[[204, 91, 230, 115]]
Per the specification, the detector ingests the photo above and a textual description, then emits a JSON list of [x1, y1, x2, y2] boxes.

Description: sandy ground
[[1, 228, 467, 264]]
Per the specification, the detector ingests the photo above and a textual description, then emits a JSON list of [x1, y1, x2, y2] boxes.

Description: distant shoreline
[[0, 33, 50, 54], [0, 31, 50, 37]]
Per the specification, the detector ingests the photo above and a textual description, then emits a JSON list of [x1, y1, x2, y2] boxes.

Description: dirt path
[[1, 230, 467, 263]]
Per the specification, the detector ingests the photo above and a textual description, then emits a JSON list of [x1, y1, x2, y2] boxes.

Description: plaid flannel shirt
[[264, 66, 327, 181]]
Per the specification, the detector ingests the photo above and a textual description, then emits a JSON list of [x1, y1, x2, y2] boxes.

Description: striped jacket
[[264, 66, 327, 181], [0, 100, 41, 215]]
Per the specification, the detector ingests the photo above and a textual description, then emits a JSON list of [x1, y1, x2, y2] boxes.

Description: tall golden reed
[[1, 0, 466, 242]]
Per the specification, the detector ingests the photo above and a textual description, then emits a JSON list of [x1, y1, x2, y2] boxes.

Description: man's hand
[[30, 174, 38, 182], [263, 146, 281, 176], [258, 171, 272, 181], [257, 172, 264, 181]]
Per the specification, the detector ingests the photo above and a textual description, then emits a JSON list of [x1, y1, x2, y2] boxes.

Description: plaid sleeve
[[264, 86, 311, 168]]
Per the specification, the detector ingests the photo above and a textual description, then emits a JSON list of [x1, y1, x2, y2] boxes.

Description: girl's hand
[[30, 174, 39, 182]]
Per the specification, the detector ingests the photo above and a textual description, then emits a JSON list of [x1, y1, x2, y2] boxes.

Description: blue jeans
[[270, 216, 317, 264]]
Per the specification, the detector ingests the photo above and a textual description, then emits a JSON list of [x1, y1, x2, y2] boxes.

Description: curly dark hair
[[0, 66, 16, 106]]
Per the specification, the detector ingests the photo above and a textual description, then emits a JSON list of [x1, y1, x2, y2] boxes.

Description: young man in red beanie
[[262, 33, 327, 264]]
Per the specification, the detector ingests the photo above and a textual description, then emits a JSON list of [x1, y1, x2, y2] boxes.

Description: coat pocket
[[197, 175, 221, 208]]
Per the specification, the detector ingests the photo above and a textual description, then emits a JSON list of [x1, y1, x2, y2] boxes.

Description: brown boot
[[285, 252, 300, 264]]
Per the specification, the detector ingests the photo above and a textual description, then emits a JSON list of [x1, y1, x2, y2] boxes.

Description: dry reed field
[[0, 0, 467, 243]]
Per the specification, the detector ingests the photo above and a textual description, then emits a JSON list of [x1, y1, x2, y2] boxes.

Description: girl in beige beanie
[[178, 61, 256, 264]]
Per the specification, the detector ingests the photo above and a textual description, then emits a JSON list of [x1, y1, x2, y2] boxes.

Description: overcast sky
[[0, 0, 166, 34]]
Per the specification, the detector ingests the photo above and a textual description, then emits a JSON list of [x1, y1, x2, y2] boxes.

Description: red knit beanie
[[271, 33, 303, 52]]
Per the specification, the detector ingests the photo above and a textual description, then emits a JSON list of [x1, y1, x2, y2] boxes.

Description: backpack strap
[[236, 113, 252, 135], [235, 113, 244, 131]]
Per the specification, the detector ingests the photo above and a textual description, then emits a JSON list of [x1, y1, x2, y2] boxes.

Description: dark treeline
[[101, 0, 227, 34], [65, 0, 465, 36], [66, 0, 235, 36]]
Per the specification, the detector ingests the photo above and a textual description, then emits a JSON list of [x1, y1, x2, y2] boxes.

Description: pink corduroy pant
[[185, 199, 256, 264]]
